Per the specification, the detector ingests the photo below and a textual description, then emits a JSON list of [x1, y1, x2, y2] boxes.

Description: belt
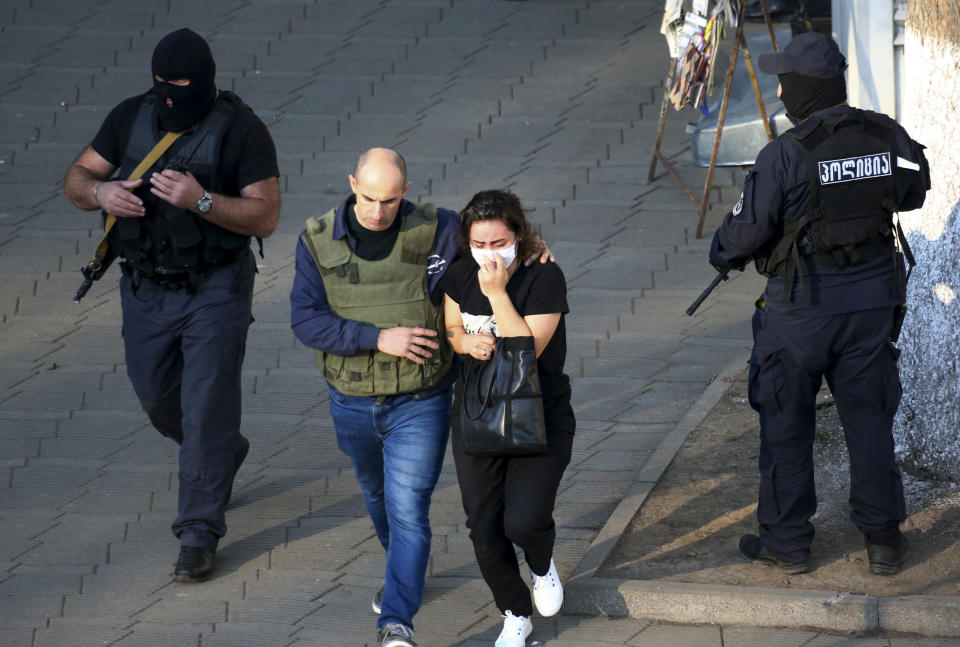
[[120, 261, 222, 292]]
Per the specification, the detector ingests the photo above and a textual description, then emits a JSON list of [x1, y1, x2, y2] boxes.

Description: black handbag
[[460, 335, 548, 456]]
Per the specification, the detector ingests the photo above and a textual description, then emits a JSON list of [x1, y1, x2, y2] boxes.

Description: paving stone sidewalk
[[0, 1, 936, 646]]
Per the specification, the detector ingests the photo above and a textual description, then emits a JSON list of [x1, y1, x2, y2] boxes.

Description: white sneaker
[[530, 558, 563, 617], [495, 611, 532, 647]]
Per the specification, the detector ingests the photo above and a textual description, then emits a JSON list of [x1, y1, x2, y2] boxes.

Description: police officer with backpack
[[709, 32, 930, 575]]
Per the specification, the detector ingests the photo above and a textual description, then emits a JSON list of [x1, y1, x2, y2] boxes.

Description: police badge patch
[[818, 152, 891, 185], [732, 193, 744, 216]]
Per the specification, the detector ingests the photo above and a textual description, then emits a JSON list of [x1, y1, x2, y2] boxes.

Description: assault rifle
[[73, 235, 117, 304], [685, 270, 730, 316]]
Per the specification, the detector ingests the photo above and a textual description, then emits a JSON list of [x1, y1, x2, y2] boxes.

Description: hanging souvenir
[[660, 0, 687, 59], [666, 0, 735, 115]]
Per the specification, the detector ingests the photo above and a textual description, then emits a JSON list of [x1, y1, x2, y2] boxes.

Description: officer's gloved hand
[[711, 261, 743, 275], [708, 233, 745, 274], [731, 260, 747, 273]]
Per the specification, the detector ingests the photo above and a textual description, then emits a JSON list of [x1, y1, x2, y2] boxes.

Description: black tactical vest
[[110, 91, 250, 274], [754, 109, 900, 300]]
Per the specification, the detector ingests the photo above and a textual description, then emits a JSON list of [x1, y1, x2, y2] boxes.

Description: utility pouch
[[166, 209, 204, 248]]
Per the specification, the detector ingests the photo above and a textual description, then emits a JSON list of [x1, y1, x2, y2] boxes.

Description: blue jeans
[[328, 384, 450, 631]]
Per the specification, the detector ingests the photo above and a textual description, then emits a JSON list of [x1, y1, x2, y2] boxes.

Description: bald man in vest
[[291, 148, 459, 647]]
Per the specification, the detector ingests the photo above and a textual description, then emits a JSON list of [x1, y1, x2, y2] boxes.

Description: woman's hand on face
[[468, 331, 496, 361], [477, 252, 509, 297]]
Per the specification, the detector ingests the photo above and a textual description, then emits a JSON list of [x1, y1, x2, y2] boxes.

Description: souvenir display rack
[[648, 0, 780, 238]]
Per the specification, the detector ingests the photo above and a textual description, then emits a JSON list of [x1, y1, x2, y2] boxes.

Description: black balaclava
[[778, 71, 847, 122], [151, 28, 217, 132]]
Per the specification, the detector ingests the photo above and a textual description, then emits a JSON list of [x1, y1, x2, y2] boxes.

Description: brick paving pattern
[[0, 1, 930, 645]]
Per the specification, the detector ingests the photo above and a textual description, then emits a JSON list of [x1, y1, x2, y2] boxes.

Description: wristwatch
[[196, 191, 213, 215]]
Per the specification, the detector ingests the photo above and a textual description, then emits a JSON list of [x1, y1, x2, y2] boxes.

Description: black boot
[[864, 528, 908, 575], [174, 546, 215, 582], [738, 534, 809, 574]]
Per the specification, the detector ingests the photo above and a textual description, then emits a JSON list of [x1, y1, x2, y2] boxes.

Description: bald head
[[349, 148, 412, 231], [354, 147, 407, 184]]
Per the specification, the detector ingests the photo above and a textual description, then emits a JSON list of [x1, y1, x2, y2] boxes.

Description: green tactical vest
[[302, 203, 453, 396]]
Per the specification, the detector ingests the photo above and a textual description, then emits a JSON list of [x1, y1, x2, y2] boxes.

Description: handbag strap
[[462, 345, 506, 421]]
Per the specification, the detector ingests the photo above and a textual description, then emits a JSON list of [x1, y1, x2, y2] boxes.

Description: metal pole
[[740, 32, 774, 142], [800, 0, 814, 32], [759, 0, 779, 51], [648, 59, 677, 183], [695, 0, 747, 239], [654, 150, 702, 209]]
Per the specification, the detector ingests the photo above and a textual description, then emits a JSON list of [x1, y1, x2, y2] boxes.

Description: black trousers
[[451, 398, 574, 617], [748, 305, 906, 563], [120, 250, 256, 549]]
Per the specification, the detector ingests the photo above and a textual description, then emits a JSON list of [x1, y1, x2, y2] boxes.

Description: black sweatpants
[[451, 399, 575, 617]]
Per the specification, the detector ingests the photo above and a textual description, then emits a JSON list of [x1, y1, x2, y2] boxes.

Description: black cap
[[757, 32, 847, 79]]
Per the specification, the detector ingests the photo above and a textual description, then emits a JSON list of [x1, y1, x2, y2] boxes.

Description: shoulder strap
[[399, 203, 439, 265], [782, 114, 822, 141], [86, 130, 184, 277], [303, 208, 352, 275], [104, 130, 184, 235]]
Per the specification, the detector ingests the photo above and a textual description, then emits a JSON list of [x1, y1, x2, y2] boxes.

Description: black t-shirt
[[440, 256, 571, 404], [90, 90, 279, 197]]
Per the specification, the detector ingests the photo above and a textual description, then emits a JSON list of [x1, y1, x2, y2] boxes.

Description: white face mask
[[471, 242, 517, 270]]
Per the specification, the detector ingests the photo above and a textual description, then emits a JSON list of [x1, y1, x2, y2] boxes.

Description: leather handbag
[[460, 335, 548, 456]]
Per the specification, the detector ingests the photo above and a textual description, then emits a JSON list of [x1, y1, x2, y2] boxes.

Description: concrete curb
[[567, 579, 878, 633], [566, 351, 750, 586], [563, 352, 960, 637]]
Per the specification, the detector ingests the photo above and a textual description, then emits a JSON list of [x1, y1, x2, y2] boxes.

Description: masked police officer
[[709, 32, 930, 575], [64, 29, 280, 582]]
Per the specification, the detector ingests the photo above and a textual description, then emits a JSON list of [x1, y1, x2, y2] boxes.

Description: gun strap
[[91, 130, 184, 263]]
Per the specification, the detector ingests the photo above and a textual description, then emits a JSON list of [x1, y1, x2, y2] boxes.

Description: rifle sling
[[90, 130, 184, 264]]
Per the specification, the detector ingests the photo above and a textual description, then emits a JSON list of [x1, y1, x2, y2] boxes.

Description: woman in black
[[440, 189, 575, 647]]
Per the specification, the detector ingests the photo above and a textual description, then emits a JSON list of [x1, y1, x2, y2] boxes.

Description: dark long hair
[[458, 189, 536, 261]]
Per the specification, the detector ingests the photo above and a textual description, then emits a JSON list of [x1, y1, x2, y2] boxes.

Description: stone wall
[[894, 4, 960, 480]]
